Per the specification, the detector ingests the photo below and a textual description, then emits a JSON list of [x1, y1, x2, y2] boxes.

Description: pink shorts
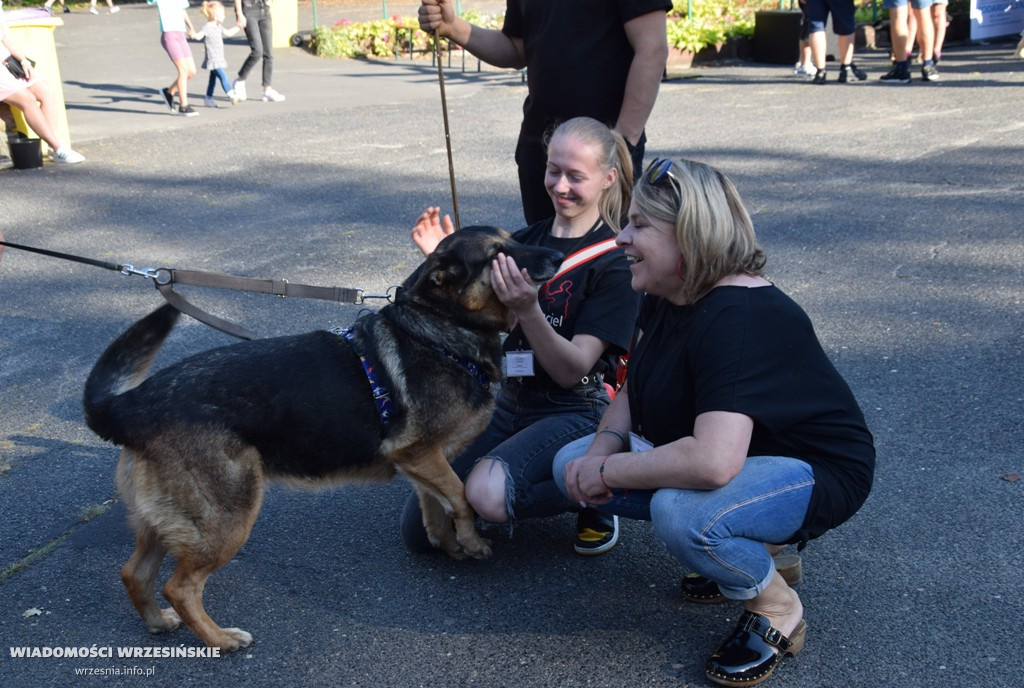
[[160, 31, 193, 63]]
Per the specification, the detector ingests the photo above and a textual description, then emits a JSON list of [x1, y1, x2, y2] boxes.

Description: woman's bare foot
[[745, 570, 804, 640]]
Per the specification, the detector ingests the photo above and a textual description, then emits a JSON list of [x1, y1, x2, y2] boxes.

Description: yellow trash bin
[[4, 8, 69, 153], [270, 0, 297, 49]]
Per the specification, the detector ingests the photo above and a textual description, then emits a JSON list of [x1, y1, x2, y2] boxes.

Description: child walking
[[191, 1, 240, 107], [148, 0, 199, 117]]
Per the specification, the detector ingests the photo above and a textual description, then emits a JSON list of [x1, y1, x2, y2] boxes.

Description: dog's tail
[[83, 304, 180, 443]]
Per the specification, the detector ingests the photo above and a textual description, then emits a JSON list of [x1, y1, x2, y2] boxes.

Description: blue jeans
[[207, 68, 230, 97], [553, 434, 815, 600], [400, 382, 607, 550]]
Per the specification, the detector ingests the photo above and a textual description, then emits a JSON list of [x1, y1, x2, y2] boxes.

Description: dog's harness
[[330, 326, 491, 428]]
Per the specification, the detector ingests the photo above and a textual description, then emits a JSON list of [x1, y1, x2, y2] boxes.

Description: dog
[[82, 226, 562, 651]]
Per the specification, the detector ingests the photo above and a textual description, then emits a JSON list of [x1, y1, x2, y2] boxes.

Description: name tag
[[629, 432, 653, 452], [505, 351, 535, 377]]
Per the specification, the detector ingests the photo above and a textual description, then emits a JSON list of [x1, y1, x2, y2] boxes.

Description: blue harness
[[332, 326, 491, 428]]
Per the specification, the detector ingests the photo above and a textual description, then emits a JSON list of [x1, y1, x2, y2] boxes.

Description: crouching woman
[[553, 158, 874, 686]]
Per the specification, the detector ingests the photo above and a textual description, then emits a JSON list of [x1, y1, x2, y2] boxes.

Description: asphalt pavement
[[1, 3, 1023, 687]]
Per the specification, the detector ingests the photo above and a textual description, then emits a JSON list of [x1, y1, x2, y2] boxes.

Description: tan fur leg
[[401, 449, 491, 560], [162, 560, 252, 652], [120, 527, 181, 633], [416, 489, 464, 559]]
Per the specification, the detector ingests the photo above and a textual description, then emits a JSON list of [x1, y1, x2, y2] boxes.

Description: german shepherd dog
[[83, 226, 562, 651]]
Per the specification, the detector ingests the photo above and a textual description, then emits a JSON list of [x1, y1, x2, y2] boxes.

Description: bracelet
[[599, 457, 611, 491], [597, 427, 626, 449]]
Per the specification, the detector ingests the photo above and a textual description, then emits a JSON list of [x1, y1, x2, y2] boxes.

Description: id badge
[[629, 432, 653, 452], [505, 351, 535, 377]]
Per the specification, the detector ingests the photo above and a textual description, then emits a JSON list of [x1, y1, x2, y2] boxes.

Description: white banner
[[970, 0, 1024, 40]]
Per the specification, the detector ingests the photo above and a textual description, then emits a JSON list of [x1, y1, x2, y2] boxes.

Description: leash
[[0, 239, 396, 340], [433, 30, 461, 231]]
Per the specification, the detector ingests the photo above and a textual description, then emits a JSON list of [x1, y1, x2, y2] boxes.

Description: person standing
[[232, 0, 284, 102], [804, 0, 868, 83], [417, 0, 670, 225]]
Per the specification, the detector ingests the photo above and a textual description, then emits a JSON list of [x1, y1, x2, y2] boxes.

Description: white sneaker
[[204, 96, 219, 108], [261, 87, 285, 102], [232, 80, 247, 102], [227, 89, 237, 104], [110, 5, 119, 12], [53, 147, 85, 164], [89, 7, 99, 14]]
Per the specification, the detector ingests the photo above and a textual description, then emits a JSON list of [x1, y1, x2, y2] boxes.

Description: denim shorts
[[805, 0, 857, 35], [884, 0, 937, 9], [553, 434, 815, 600]]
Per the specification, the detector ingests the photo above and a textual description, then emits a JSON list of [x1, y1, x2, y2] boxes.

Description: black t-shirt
[[627, 287, 875, 543], [502, 0, 673, 142], [504, 219, 641, 389]]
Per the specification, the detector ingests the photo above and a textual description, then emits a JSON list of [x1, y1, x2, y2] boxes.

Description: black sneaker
[[921, 64, 941, 82], [838, 63, 867, 83], [160, 87, 175, 112], [812, 68, 826, 85], [879, 66, 912, 84], [178, 105, 199, 117], [574, 509, 619, 555]]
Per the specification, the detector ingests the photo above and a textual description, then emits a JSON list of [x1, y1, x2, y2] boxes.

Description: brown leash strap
[[433, 30, 461, 231]]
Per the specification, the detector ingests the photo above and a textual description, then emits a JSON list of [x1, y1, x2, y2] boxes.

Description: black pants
[[515, 130, 647, 226], [238, 3, 273, 87]]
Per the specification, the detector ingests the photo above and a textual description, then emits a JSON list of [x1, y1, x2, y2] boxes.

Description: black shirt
[[628, 286, 875, 542], [504, 219, 641, 389]]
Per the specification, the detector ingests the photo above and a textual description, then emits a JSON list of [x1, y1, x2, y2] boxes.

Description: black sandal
[[705, 611, 807, 686]]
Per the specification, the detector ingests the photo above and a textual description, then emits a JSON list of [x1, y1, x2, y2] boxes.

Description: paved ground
[[2, 3, 1023, 687]]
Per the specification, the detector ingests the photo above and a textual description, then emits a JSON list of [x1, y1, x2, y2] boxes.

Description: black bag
[[3, 55, 35, 81]]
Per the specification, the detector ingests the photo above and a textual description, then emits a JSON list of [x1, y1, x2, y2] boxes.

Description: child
[[148, 0, 199, 117], [191, 1, 240, 107]]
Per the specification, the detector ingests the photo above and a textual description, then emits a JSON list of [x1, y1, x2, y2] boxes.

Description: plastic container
[[9, 137, 43, 169]]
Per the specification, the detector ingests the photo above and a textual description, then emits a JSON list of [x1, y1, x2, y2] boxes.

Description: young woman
[[554, 158, 875, 686], [232, 0, 283, 102], [1, 0, 84, 162], [149, 0, 199, 117], [401, 117, 641, 556]]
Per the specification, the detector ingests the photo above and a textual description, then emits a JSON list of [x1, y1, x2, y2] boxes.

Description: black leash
[[433, 30, 461, 231], [0, 239, 396, 340]]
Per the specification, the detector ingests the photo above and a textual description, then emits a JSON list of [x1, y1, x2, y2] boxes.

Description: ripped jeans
[[400, 380, 607, 551], [553, 434, 815, 600]]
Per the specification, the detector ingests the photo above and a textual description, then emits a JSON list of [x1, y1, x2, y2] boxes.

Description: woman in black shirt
[[554, 158, 874, 686]]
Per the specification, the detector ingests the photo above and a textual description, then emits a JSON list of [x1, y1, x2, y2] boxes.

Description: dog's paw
[[215, 628, 253, 652], [460, 535, 492, 560], [147, 607, 182, 633]]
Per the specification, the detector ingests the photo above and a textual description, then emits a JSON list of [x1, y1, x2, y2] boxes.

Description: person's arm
[[614, 10, 669, 146], [566, 410, 753, 504], [182, 8, 196, 34], [491, 253, 609, 388], [1, 36, 35, 81], [418, 0, 525, 69], [224, 25, 241, 38], [234, 0, 246, 29]]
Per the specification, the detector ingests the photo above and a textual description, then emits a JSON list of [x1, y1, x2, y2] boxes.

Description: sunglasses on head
[[644, 158, 682, 204]]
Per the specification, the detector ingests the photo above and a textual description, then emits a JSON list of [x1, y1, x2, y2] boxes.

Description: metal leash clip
[[119, 265, 173, 285]]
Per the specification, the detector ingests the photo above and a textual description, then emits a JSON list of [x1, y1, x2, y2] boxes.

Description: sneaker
[[110, 5, 119, 12], [204, 96, 219, 108], [838, 63, 867, 83], [89, 7, 99, 14], [261, 87, 286, 102], [52, 147, 85, 164], [232, 80, 247, 102], [574, 510, 619, 556], [792, 63, 815, 78], [921, 63, 941, 82], [227, 89, 238, 104], [879, 66, 912, 84], [933, 52, 941, 66], [63, 5, 70, 12], [178, 105, 199, 117], [159, 87, 175, 112], [812, 68, 827, 85]]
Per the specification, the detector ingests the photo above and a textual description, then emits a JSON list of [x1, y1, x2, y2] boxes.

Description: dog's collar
[[430, 344, 491, 391], [332, 326, 394, 427]]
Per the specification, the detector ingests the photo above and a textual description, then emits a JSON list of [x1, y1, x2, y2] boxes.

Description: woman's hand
[[490, 253, 541, 314], [411, 206, 453, 256], [564, 453, 614, 506]]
